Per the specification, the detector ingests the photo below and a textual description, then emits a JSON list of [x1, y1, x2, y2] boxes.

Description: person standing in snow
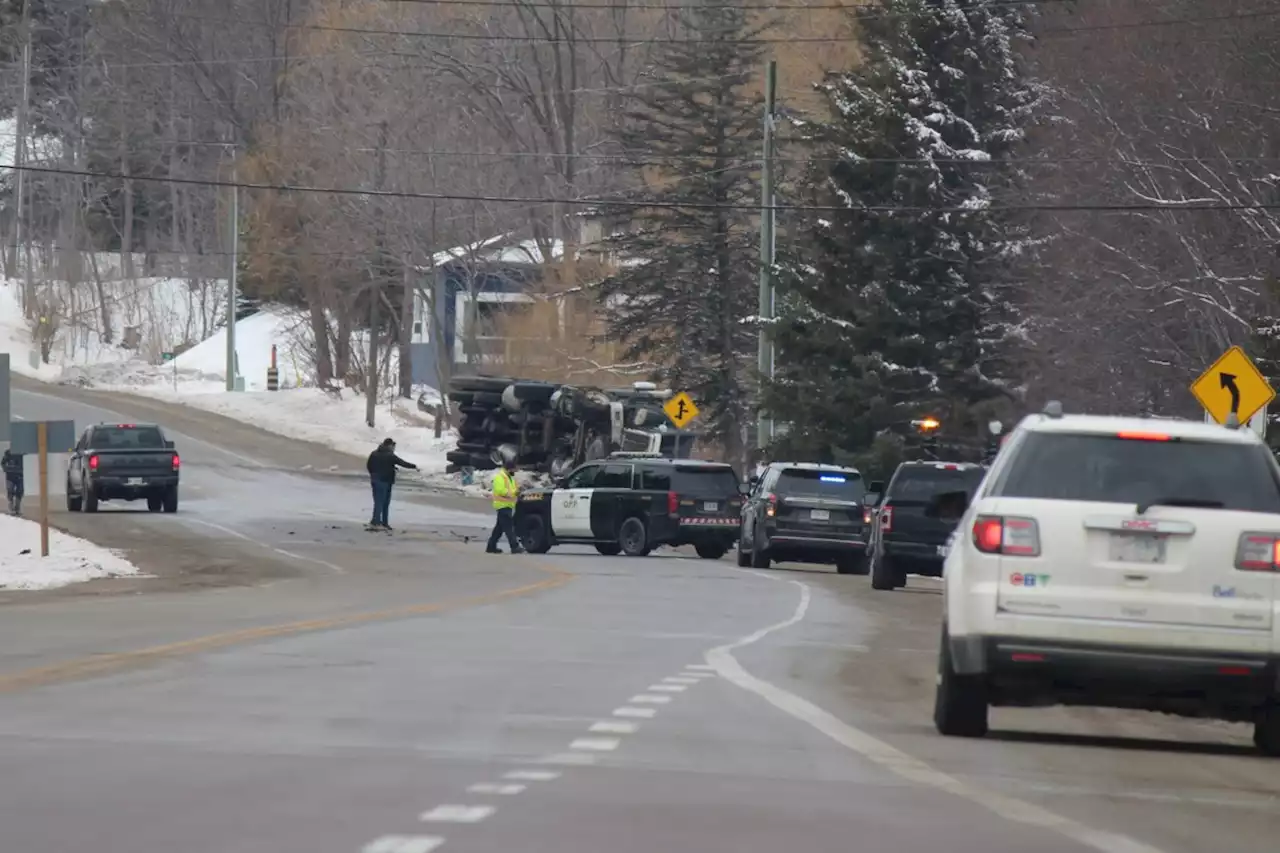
[[366, 438, 418, 531], [2, 449, 24, 516]]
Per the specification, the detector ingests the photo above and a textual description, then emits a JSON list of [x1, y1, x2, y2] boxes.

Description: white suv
[[936, 403, 1280, 754]]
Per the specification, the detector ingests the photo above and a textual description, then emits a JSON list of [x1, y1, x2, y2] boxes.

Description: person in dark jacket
[[2, 449, 23, 516], [366, 438, 418, 530]]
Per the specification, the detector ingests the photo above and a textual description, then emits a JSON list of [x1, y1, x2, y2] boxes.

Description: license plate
[[127, 477, 144, 486], [810, 509, 830, 521], [1108, 533, 1165, 563], [703, 501, 718, 512]]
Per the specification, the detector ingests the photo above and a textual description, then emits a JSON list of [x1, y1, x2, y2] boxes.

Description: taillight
[[172, 454, 181, 471], [972, 515, 1041, 556], [1235, 534, 1280, 572], [765, 493, 777, 518], [862, 508, 873, 525], [667, 491, 678, 515], [88, 454, 99, 471], [880, 505, 893, 532]]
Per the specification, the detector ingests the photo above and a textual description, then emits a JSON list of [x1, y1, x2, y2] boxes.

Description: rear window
[[995, 432, 1280, 514], [888, 465, 984, 502], [92, 426, 165, 449], [671, 466, 739, 497], [639, 467, 671, 491], [776, 468, 865, 500]]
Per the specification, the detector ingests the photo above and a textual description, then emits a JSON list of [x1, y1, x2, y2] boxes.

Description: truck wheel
[[618, 517, 650, 557], [66, 481, 82, 512], [162, 486, 179, 513], [147, 495, 163, 512], [1255, 704, 1280, 757], [736, 541, 750, 567], [750, 543, 771, 569], [694, 544, 727, 560], [836, 553, 869, 575], [519, 515, 553, 554], [870, 551, 902, 590], [934, 628, 989, 738], [595, 543, 622, 556], [83, 489, 99, 513]]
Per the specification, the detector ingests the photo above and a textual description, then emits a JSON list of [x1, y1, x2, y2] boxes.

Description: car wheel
[[1255, 704, 1280, 757], [618, 517, 650, 557], [736, 542, 750, 567], [694, 544, 727, 560], [147, 495, 163, 512], [66, 481, 82, 512], [749, 541, 771, 569], [595, 543, 622, 556], [870, 551, 902, 590], [162, 487, 179, 513], [934, 628, 989, 738], [836, 553, 869, 576], [518, 514, 553, 554], [83, 488, 99, 513]]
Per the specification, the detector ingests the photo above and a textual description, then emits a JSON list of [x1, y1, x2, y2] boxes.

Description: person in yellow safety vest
[[485, 455, 524, 554]]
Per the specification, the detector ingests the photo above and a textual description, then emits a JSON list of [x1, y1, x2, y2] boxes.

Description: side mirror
[[926, 490, 970, 519], [748, 474, 760, 486], [868, 480, 885, 495], [862, 492, 881, 507]]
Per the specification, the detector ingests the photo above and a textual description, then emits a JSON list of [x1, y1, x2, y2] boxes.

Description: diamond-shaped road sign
[[663, 391, 699, 429], [1191, 345, 1276, 426]]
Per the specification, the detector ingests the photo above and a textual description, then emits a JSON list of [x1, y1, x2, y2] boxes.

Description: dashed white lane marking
[[504, 769, 561, 782], [612, 706, 657, 719], [590, 720, 639, 734], [662, 676, 700, 684], [648, 683, 686, 692], [468, 783, 526, 795], [362, 836, 445, 853], [708, 571, 1170, 853], [419, 805, 496, 824], [570, 736, 621, 751], [629, 694, 672, 704], [539, 752, 597, 765], [184, 518, 346, 573], [686, 663, 716, 671]]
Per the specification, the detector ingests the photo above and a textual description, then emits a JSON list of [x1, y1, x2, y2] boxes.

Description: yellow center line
[[0, 559, 574, 695]]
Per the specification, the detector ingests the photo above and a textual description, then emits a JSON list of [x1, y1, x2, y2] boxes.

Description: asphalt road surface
[[0, 381, 1276, 853]]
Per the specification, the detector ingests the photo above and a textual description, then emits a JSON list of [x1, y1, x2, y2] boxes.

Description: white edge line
[[184, 518, 345, 573], [705, 570, 1170, 853]]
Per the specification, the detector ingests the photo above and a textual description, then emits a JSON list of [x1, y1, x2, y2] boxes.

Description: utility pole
[[366, 120, 389, 428], [756, 59, 778, 451], [225, 159, 239, 392], [10, 0, 33, 296]]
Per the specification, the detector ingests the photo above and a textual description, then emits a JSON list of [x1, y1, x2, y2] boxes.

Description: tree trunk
[[366, 285, 380, 428], [119, 68, 135, 282], [309, 297, 333, 386], [399, 255, 413, 398]]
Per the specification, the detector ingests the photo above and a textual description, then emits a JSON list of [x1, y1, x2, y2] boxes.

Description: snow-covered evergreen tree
[[764, 0, 1042, 463], [595, 6, 764, 468]]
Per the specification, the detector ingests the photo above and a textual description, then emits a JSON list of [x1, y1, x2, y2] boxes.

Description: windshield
[[995, 432, 1280, 514], [888, 465, 985, 503], [776, 468, 864, 500], [92, 426, 165, 449], [671, 466, 739, 497]]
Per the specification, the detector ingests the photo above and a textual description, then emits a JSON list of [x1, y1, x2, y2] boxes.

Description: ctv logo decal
[[1009, 572, 1050, 587]]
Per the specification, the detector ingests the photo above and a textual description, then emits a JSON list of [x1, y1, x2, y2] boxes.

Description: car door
[[590, 463, 635, 539], [552, 464, 599, 538], [741, 470, 767, 545], [69, 430, 89, 490]]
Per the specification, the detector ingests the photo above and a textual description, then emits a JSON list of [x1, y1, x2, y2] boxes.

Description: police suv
[[514, 454, 743, 558], [937, 402, 1280, 754]]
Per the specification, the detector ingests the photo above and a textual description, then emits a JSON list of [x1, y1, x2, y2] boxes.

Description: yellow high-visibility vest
[[492, 469, 517, 510]]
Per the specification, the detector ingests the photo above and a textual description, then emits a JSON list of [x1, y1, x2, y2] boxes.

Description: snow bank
[[0, 515, 141, 590]]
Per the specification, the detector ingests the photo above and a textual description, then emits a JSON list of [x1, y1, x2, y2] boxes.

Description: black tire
[[66, 481, 82, 512], [446, 450, 473, 465], [519, 514, 553, 554], [147, 495, 163, 512], [750, 541, 771, 569], [457, 441, 491, 453], [83, 488, 99, 513], [618, 516, 650, 557], [447, 390, 476, 406], [736, 542, 750, 567], [1255, 704, 1280, 757], [451, 375, 514, 393], [934, 628, 989, 738], [870, 551, 903, 590], [836, 553, 870, 575], [473, 391, 504, 407], [695, 544, 728, 560], [595, 543, 622, 556], [162, 486, 179, 513]]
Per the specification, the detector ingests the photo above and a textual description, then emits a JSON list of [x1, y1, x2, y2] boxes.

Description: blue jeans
[[370, 480, 393, 526]]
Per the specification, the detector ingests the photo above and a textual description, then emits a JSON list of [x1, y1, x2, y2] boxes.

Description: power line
[[3, 162, 1276, 213]]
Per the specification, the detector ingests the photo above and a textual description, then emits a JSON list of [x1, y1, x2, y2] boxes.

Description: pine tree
[[594, 6, 765, 468], [764, 0, 1042, 464]]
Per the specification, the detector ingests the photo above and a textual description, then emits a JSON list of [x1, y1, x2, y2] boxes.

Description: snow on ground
[[0, 515, 141, 590]]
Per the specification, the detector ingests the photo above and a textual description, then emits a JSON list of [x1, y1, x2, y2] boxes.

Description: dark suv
[[514, 454, 743, 558], [737, 463, 872, 574], [867, 460, 985, 590]]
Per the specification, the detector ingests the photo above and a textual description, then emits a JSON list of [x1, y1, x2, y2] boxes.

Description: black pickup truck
[[66, 423, 181, 513]]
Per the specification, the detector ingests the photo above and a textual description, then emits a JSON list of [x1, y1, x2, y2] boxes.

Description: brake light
[[1116, 431, 1170, 441], [765, 493, 777, 518], [862, 508, 873, 525], [172, 454, 181, 471], [942, 464, 958, 470], [972, 515, 1041, 556], [667, 491, 678, 515], [1235, 534, 1280, 572], [88, 454, 99, 471], [880, 505, 893, 532], [117, 424, 135, 428]]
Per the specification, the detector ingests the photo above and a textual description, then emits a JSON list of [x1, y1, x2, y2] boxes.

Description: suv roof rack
[[607, 451, 665, 458]]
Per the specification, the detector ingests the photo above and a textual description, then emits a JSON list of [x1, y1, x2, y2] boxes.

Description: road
[[0, 381, 1276, 853]]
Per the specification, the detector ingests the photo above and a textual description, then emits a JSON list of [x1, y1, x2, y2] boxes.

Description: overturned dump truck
[[436, 375, 699, 475]]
